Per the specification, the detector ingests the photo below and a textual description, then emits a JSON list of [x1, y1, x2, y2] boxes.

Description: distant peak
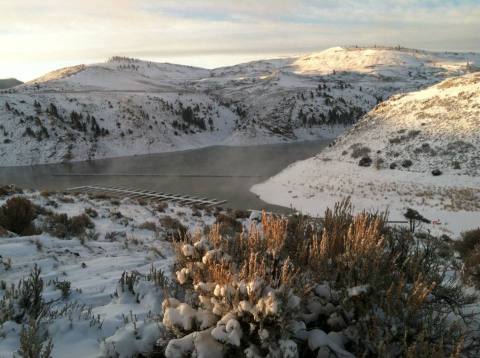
[[0, 78, 24, 89]]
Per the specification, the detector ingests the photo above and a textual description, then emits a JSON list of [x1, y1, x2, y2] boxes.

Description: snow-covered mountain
[[252, 72, 480, 235], [1, 47, 479, 166], [322, 71, 480, 176]]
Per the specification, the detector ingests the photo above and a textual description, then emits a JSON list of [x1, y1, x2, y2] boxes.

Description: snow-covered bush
[[158, 200, 475, 357]]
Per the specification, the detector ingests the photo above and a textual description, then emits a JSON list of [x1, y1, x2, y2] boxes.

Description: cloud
[[0, 0, 478, 80]]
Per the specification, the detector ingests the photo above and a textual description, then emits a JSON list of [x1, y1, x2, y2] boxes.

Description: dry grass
[[166, 199, 472, 356], [160, 216, 187, 242]]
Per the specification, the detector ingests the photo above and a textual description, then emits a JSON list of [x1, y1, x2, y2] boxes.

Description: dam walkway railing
[[66, 185, 227, 208]]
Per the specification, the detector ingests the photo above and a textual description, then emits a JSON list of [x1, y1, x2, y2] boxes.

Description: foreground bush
[[158, 200, 476, 357], [456, 228, 480, 288], [0, 196, 37, 235]]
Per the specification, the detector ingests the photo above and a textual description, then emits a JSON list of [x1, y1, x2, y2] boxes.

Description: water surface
[[0, 141, 330, 211]]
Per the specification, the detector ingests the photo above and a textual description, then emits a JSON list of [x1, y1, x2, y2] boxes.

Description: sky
[[1, 0, 479, 81]]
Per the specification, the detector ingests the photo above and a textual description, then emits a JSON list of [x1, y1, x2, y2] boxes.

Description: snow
[[163, 300, 217, 332], [347, 285, 370, 297], [2, 47, 479, 166], [0, 190, 217, 357], [252, 72, 480, 238], [211, 317, 243, 346], [164, 328, 224, 358], [291, 46, 478, 77], [306, 329, 354, 357]]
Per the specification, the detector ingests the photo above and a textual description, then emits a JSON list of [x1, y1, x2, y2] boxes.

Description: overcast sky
[[1, 0, 479, 81]]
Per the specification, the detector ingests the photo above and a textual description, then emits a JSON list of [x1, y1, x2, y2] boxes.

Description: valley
[[252, 72, 480, 236], [1, 47, 478, 166], [2, 45, 480, 358]]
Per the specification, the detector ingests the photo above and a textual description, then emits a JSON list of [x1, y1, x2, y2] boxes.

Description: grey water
[[0, 140, 331, 212]]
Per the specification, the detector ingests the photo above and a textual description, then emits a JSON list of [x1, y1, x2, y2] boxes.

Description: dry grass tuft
[[162, 198, 472, 357]]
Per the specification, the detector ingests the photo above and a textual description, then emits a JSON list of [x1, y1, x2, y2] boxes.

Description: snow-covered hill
[[1, 47, 479, 166], [324, 71, 480, 176], [0, 78, 22, 90], [252, 72, 480, 236], [24, 57, 210, 92]]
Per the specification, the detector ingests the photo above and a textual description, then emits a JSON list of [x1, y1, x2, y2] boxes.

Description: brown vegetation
[[44, 213, 94, 238], [0, 197, 37, 235], [160, 216, 187, 241], [163, 199, 474, 357]]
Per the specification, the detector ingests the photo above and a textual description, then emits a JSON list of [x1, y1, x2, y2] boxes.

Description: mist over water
[[0, 140, 330, 211]]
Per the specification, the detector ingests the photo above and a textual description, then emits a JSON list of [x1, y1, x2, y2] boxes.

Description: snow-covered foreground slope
[[1, 187, 480, 357], [0, 189, 228, 357], [252, 72, 480, 237], [1, 47, 479, 166]]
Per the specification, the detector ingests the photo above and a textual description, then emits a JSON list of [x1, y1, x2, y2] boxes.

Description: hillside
[[317, 71, 480, 176], [2, 188, 477, 357], [1, 47, 479, 166], [0, 78, 22, 90], [252, 72, 480, 236]]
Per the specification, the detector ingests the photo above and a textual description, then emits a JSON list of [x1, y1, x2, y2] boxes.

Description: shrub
[[160, 216, 187, 241], [351, 145, 371, 159], [44, 213, 94, 238], [105, 231, 126, 242], [462, 246, 480, 288], [389, 130, 421, 145], [70, 214, 94, 236], [432, 169, 443, 176], [55, 280, 71, 299], [19, 320, 53, 358], [139, 221, 158, 231], [232, 209, 250, 219], [215, 213, 243, 236], [0, 197, 37, 235], [402, 159, 413, 168], [0, 265, 45, 324], [160, 201, 470, 357], [455, 228, 480, 258], [155, 202, 169, 212], [84, 207, 98, 218], [358, 156, 372, 167], [389, 136, 402, 144], [390, 162, 397, 169]]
